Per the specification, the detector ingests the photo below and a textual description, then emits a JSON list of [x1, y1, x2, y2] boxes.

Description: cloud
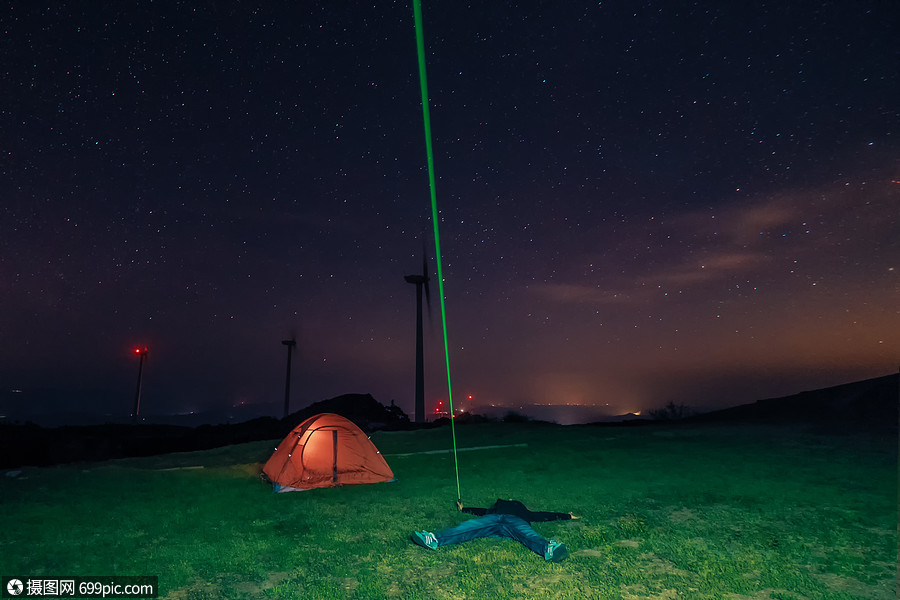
[[639, 251, 767, 287], [528, 282, 636, 305], [731, 201, 799, 243], [528, 250, 766, 306], [532, 173, 896, 306]]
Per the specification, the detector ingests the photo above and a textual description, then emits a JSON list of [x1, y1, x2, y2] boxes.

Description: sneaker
[[411, 530, 438, 550], [545, 540, 568, 562]]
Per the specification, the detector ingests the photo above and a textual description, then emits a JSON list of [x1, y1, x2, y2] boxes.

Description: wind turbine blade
[[422, 238, 432, 322]]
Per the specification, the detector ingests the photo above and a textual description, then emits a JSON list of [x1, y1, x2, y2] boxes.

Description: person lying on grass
[[411, 498, 579, 562]]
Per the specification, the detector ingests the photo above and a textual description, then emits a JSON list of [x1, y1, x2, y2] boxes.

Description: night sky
[[2, 1, 897, 425]]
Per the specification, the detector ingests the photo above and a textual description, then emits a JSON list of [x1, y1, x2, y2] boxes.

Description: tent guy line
[[386, 443, 529, 458], [153, 466, 205, 472]]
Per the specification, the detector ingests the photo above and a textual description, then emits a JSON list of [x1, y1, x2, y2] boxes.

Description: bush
[[648, 402, 695, 421], [502, 410, 531, 423]]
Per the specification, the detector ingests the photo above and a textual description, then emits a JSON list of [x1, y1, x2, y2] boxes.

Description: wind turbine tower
[[281, 338, 297, 419], [405, 252, 430, 423]]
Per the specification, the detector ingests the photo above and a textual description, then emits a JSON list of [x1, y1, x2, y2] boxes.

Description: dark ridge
[[683, 373, 898, 429], [0, 393, 410, 469]]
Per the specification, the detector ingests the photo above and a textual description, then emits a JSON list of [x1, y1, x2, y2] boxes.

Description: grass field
[[1, 421, 896, 599]]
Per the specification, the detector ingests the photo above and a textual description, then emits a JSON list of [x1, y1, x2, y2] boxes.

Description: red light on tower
[[434, 399, 452, 419]]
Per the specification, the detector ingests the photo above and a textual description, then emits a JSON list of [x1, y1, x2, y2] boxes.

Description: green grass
[[1, 422, 896, 599]]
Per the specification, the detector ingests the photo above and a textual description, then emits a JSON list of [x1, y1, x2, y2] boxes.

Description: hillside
[[687, 373, 898, 428]]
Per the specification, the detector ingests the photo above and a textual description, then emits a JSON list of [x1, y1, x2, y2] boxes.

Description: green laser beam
[[412, 0, 461, 503]]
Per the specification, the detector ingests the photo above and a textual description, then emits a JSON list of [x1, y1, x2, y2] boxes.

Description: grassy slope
[[0, 422, 895, 600]]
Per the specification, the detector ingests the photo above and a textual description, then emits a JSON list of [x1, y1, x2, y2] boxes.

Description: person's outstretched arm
[[526, 510, 573, 522], [457, 501, 488, 516]]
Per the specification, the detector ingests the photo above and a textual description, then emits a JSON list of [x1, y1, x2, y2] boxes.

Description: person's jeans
[[434, 514, 549, 557]]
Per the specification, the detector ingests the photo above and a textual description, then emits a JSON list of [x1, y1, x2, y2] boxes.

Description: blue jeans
[[434, 514, 550, 557]]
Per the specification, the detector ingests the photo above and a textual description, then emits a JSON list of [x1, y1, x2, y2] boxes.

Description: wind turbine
[[132, 346, 148, 424], [281, 337, 297, 419], [405, 247, 431, 423]]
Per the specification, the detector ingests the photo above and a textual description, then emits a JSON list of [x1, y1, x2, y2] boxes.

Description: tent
[[262, 413, 395, 492]]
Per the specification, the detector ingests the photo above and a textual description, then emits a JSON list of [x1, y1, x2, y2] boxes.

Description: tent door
[[332, 430, 338, 484]]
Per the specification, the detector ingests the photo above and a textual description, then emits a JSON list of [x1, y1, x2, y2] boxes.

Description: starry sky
[[2, 1, 898, 425]]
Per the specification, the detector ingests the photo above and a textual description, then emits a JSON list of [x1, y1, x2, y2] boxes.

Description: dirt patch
[[636, 552, 694, 580], [512, 573, 566, 594], [726, 590, 811, 600], [667, 508, 697, 524], [742, 569, 761, 580], [620, 583, 681, 599], [812, 572, 895, 600], [865, 526, 894, 537], [161, 579, 224, 600], [232, 571, 292, 596]]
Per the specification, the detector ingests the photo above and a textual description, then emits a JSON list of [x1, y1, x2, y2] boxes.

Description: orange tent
[[262, 413, 395, 492]]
